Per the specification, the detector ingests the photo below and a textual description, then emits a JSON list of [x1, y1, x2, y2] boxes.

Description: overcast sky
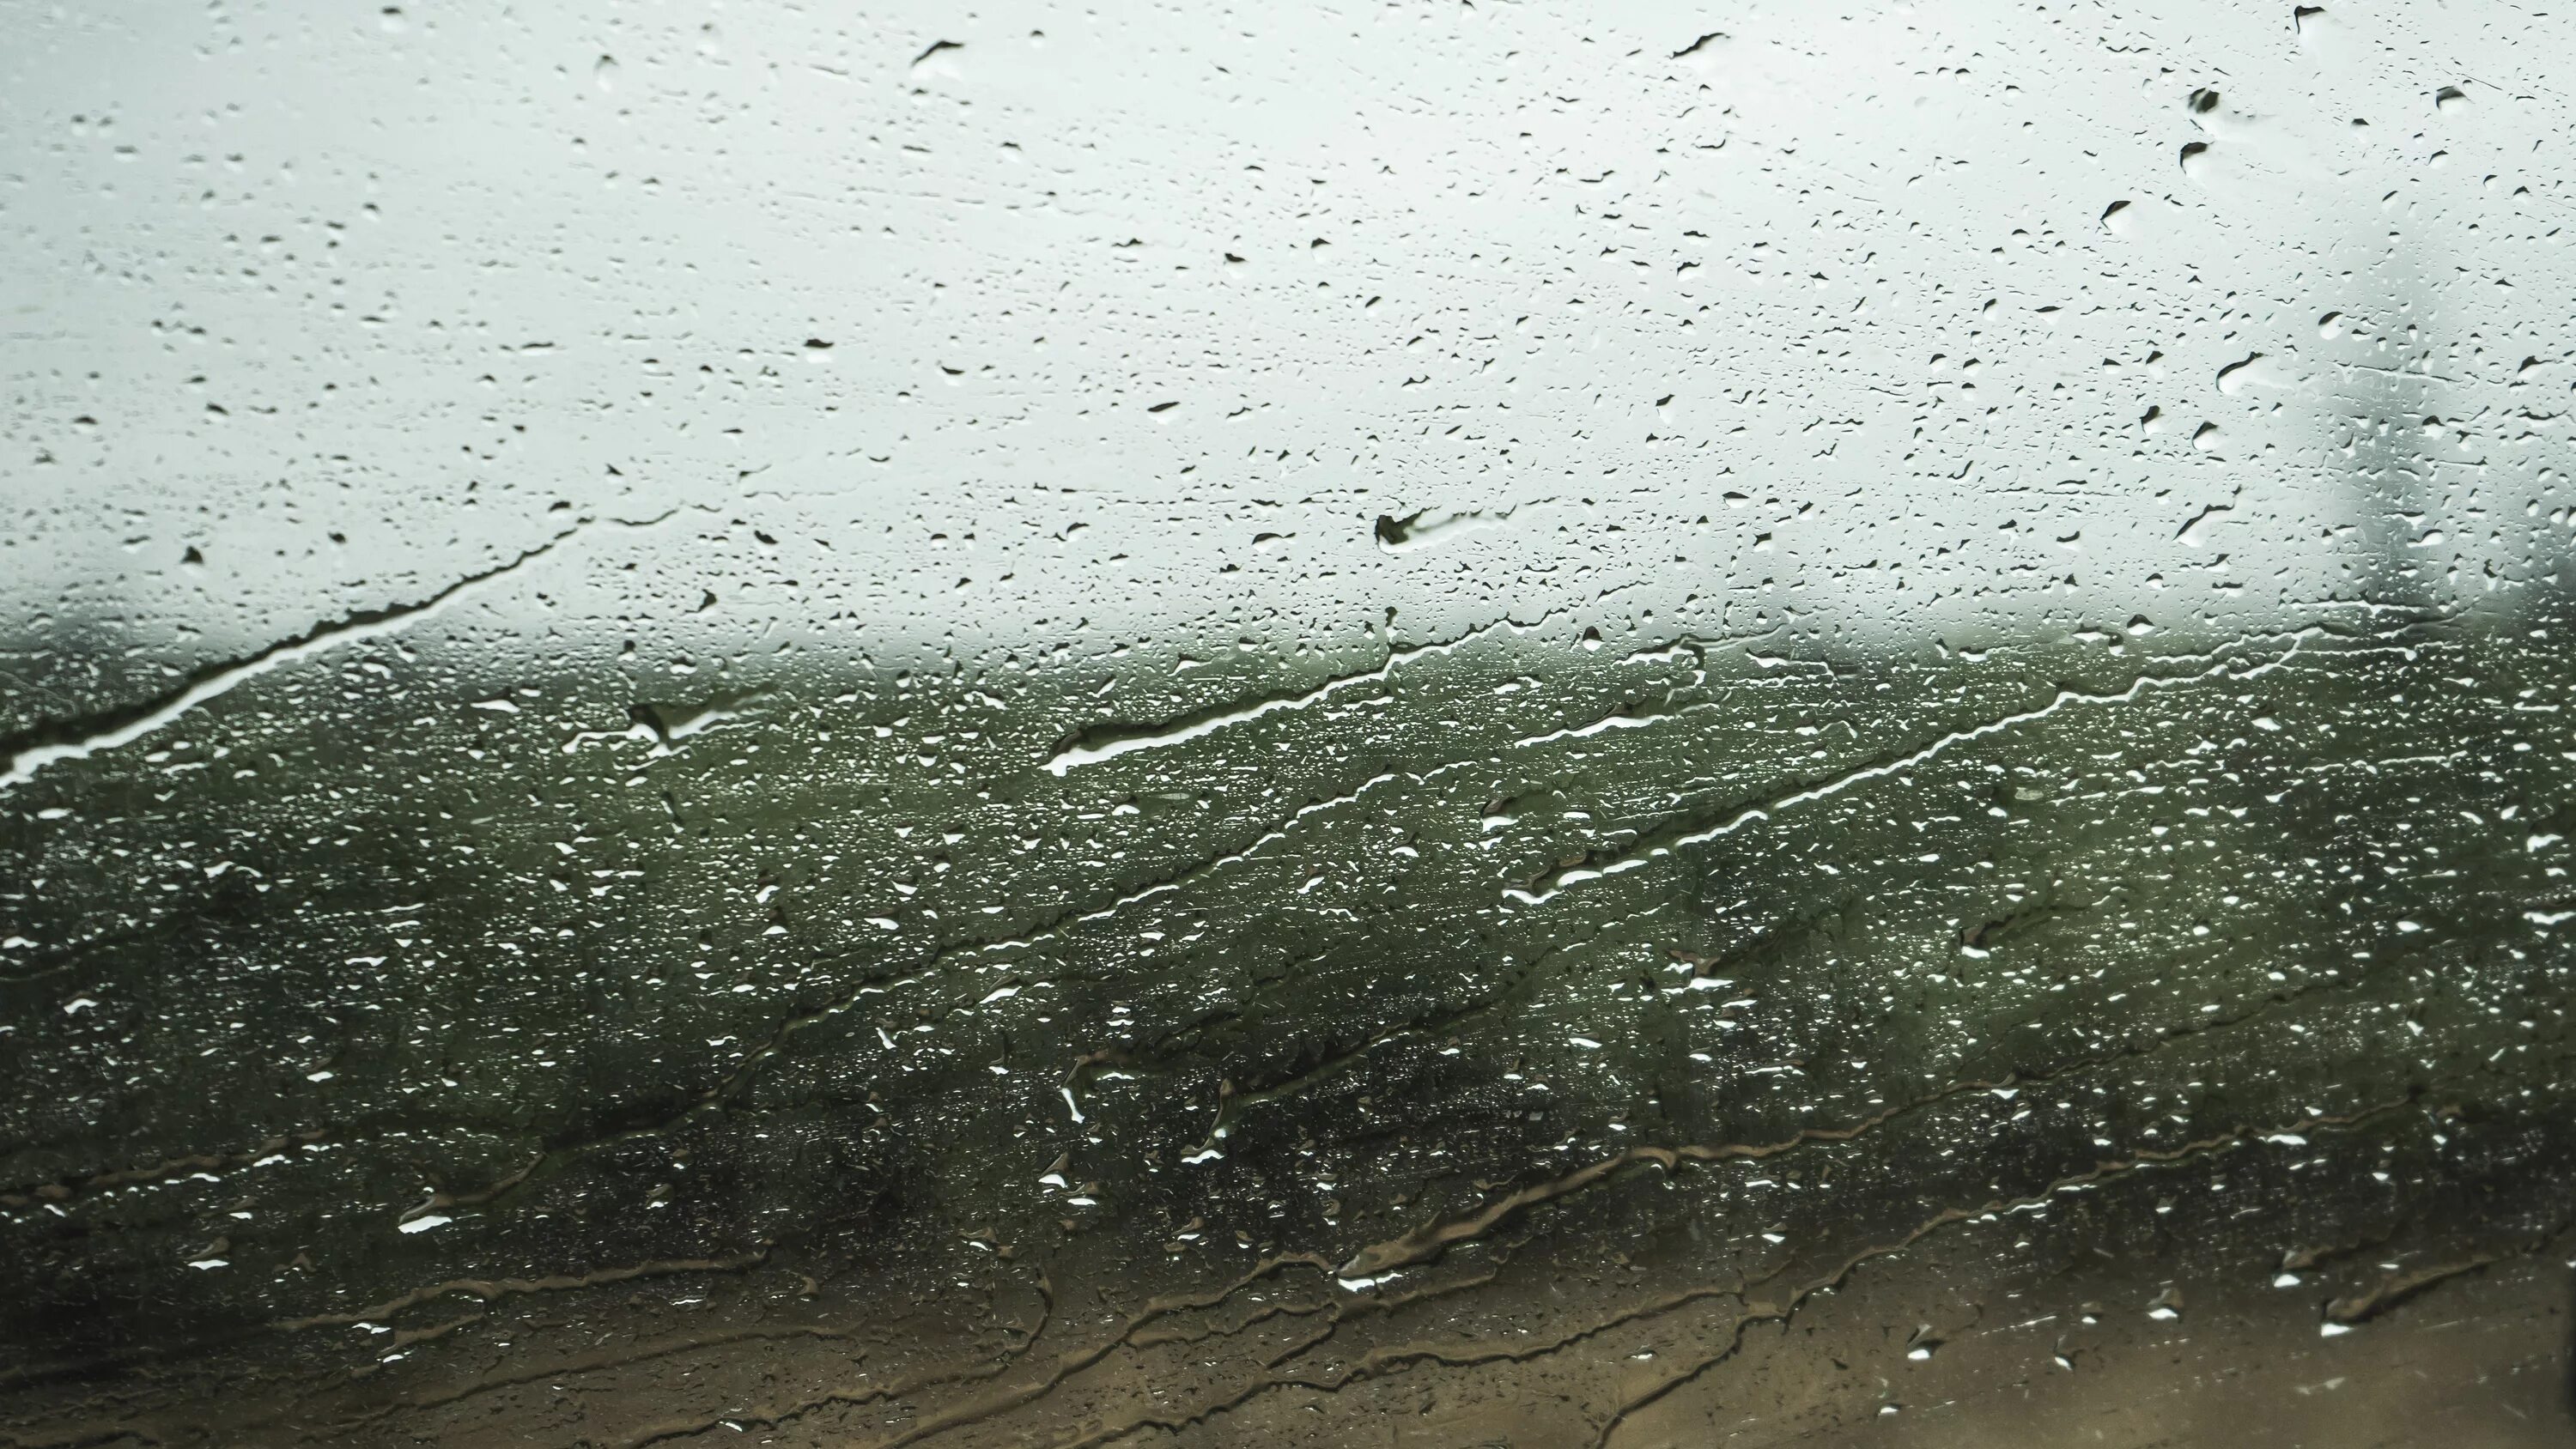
[[6, 0, 2572, 724]]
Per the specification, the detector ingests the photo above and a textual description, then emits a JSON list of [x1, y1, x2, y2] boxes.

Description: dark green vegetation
[[3, 600, 2573, 1446]]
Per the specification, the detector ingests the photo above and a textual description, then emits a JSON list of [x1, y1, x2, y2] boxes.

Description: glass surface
[[6, 3, 2574, 1444]]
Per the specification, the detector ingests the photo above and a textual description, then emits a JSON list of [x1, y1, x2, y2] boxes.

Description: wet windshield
[[6, 3, 2574, 1444]]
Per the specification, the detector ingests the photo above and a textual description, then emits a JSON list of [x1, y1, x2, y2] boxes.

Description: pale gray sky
[[5, 0, 2570, 723]]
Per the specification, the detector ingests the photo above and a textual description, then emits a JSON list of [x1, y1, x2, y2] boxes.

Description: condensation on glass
[[4, 2, 2573, 1445]]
